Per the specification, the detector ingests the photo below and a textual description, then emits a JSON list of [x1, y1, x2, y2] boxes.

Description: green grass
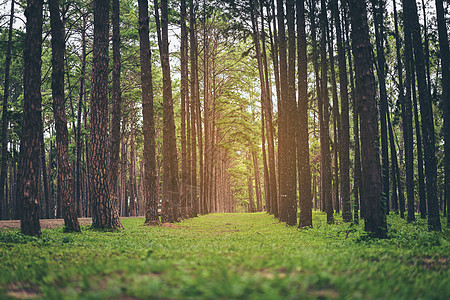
[[0, 212, 449, 299]]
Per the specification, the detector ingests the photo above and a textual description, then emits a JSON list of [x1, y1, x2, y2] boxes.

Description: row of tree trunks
[[403, 0, 440, 230]]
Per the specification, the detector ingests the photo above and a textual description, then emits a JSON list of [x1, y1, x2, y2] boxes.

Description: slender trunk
[[404, 0, 440, 230], [327, 11, 340, 214], [108, 0, 122, 226], [76, 13, 87, 218], [189, 0, 199, 218], [138, 0, 159, 224], [371, 0, 390, 214], [0, 0, 15, 219], [309, 0, 323, 212], [393, 0, 408, 219], [343, 1, 361, 222], [180, 0, 188, 219], [332, 0, 351, 222], [320, 0, 333, 224], [297, 0, 312, 228], [19, 0, 44, 236], [348, 0, 386, 238], [261, 0, 278, 217], [49, 0, 80, 231], [156, 0, 181, 222], [39, 118, 49, 219], [247, 153, 255, 213], [90, 0, 122, 229], [387, 111, 399, 213], [252, 151, 262, 212], [435, 0, 450, 225], [129, 122, 136, 217]]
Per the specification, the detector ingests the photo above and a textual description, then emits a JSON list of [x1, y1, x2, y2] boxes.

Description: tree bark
[[348, 0, 386, 238], [90, 0, 122, 229], [435, 0, 450, 225], [297, 0, 312, 228], [371, 0, 390, 214], [19, 0, 44, 236], [252, 151, 262, 212], [403, 0, 440, 230], [0, 0, 15, 220], [392, 0, 408, 219], [180, 0, 189, 219], [109, 0, 122, 225], [49, 0, 80, 231], [320, 0, 333, 224], [138, 0, 159, 225], [156, 0, 181, 222], [332, 0, 351, 222], [189, 0, 199, 218], [76, 12, 87, 218]]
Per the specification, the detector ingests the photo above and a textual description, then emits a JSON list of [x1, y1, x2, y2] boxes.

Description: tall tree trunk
[[90, 0, 122, 229], [411, 64, 426, 219], [348, 0, 386, 238], [180, 0, 188, 219], [261, 0, 278, 217], [332, 0, 351, 222], [252, 151, 262, 212], [189, 0, 199, 218], [49, 0, 80, 231], [297, 0, 312, 228], [286, 0, 297, 226], [343, 1, 361, 222], [109, 0, 122, 226], [325, 11, 340, 214], [435, 0, 450, 225], [392, 0, 408, 219], [76, 12, 87, 218], [387, 111, 399, 213], [0, 0, 15, 220], [39, 118, 49, 218], [403, 0, 440, 230], [120, 120, 128, 217], [276, 0, 296, 225], [309, 0, 323, 212], [320, 0, 333, 224], [156, 0, 181, 222], [129, 122, 136, 217], [247, 153, 255, 213], [371, 0, 390, 214], [138, 0, 159, 225], [19, 0, 44, 236]]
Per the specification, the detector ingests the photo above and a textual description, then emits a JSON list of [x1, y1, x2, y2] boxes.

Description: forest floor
[[0, 212, 449, 299]]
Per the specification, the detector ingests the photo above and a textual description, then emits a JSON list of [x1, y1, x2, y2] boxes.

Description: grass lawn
[[0, 212, 449, 299]]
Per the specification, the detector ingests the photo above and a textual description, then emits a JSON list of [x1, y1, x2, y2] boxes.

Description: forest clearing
[[1, 212, 449, 299]]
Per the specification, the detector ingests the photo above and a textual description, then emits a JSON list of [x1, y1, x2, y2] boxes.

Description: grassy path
[[0, 212, 449, 299]]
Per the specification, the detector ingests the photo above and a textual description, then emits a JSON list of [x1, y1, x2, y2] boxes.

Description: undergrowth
[[0, 212, 449, 299]]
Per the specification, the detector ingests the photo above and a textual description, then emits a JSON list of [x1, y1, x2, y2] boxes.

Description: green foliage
[[1, 213, 448, 299]]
